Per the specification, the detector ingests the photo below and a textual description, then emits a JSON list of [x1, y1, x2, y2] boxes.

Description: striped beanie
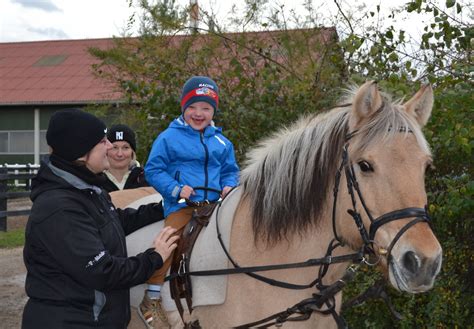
[[180, 76, 219, 113]]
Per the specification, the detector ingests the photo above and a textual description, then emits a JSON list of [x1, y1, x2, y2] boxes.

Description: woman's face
[[107, 141, 134, 170], [81, 137, 113, 174]]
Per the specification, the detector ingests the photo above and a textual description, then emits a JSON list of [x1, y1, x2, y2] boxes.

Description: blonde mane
[[241, 87, 430, 244]]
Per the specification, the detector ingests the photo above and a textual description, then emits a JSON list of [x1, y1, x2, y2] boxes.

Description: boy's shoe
[[137, 294, 171, 329]]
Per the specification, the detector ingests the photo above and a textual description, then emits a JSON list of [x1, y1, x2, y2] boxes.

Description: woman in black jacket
[[22, 109, 178, 329], [102, 124, 148, 192]]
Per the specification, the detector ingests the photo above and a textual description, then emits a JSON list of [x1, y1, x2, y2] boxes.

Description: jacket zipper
[[200, 132, 209, 200]]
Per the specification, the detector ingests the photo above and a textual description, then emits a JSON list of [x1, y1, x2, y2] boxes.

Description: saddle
[[169, 202, 219, 321]]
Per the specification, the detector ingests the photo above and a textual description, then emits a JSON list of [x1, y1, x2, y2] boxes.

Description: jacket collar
[[171, 116, 223, 136], [46, 158, 103, 194]]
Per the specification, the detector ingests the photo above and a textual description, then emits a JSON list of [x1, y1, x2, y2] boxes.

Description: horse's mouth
[[389, 259, 435, 293]]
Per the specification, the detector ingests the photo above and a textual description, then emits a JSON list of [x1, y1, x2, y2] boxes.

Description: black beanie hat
[[107, 124, 137, 151], [46, 109, 107, 161]]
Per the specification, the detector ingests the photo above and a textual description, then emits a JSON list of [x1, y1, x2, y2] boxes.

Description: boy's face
[[183, 101, 214, 131]]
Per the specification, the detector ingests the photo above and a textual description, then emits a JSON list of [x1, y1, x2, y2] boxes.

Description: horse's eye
[[358, 161, 373, 172]]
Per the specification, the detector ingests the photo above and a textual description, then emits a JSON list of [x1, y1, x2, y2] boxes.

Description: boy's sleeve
[[144, 135, 182, 200], [220, 140, 240, 187]]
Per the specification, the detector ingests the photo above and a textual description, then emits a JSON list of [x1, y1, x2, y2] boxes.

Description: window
[[33, 55, 68, 67], [0, 130, 48, 154], [0, 132, 8, 152]]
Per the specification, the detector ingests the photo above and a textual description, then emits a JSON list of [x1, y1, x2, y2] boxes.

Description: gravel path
[[0, 247, 27, 329]]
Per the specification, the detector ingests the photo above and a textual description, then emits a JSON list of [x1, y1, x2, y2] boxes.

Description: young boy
[[142, 76, 240, 327]]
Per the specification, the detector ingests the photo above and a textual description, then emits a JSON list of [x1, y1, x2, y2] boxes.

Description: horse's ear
[[349, 81, 383, 129], [403, 84, 433, 127]]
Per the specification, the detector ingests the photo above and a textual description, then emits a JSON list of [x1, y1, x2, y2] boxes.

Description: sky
[[0, 0, 440, 43]]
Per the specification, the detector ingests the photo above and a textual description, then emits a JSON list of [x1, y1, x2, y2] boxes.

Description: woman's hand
[[179, 185, 194, 199], [153, 226, 179, 262]]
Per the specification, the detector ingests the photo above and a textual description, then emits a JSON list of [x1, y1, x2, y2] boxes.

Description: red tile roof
[[0, 38, 123, 106]]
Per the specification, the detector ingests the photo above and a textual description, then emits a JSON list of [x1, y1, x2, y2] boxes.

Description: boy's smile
[[183, 101, 214, 131]]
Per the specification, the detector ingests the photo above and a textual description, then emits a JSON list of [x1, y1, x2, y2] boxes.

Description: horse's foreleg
[[167, 310, 187, 329]]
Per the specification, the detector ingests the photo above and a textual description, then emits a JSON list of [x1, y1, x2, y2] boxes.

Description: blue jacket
[[145, 116, 240, 216]]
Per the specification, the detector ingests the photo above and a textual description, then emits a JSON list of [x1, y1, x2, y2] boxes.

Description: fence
[[0, 164, 39, 232]]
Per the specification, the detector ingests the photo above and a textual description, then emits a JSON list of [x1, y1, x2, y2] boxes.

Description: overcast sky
[[0, 0, 452, 43]]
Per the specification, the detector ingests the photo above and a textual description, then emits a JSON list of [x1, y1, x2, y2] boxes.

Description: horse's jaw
[[388, 252, 442, 293]]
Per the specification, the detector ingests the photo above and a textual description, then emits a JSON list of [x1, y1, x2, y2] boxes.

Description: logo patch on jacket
[[86, 250, 106, 268]]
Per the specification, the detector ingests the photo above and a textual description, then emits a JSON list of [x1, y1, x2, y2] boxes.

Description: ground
[[0, 199, 146, 329], [0, 247, 26, 329]]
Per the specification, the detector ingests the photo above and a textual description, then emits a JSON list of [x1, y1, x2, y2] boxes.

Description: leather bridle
[[332, 135, 433, 263]]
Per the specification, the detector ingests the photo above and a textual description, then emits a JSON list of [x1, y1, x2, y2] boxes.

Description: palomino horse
[[114, 81, 442, 328]]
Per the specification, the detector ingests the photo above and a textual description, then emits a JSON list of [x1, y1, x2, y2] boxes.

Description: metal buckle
[[178, 254, 186, 276]]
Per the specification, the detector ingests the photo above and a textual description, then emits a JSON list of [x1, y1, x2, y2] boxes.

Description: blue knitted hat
[[180, 76, 219, 113]]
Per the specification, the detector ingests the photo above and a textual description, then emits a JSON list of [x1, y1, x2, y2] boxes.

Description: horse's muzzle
[[389, 247, 442, 293]]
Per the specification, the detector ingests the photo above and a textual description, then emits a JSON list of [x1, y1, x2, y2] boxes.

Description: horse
[[113, 81, 442, 328]]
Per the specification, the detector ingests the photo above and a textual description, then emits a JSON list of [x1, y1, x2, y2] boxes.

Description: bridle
[[333, 133, 433, 264], [172, 128, 434, 329]]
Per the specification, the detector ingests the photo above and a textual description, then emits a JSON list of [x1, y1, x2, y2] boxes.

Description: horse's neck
[[231, 198, 340, 267]]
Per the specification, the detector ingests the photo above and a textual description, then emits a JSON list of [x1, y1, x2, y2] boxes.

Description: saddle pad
[[188, 187, 242, 307], [125, 188, 242, 310]]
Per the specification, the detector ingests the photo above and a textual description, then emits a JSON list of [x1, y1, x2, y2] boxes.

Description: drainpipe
[[34, 108, 40, 165], [190, 0, 199, 33]]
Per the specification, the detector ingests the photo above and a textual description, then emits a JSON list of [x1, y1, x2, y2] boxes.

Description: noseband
[[332, 137, 433, 262]]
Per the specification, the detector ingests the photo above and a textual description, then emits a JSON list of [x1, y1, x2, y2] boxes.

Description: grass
[[0, 228, 25, 248]]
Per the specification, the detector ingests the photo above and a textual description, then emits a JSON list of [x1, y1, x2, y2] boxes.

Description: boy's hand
[[179, 185, 194, 199], [221, 186, 233, 198], [153, 226, 179, 262]]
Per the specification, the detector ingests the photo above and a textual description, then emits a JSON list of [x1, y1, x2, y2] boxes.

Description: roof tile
[[0, 38, 123, 105]]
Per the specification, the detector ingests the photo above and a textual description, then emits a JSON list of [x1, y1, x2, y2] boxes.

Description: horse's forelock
[[351, 101, 430, 155]]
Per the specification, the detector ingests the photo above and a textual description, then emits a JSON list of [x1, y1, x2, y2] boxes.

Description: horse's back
[[110, 186, 159, 209], [109, 187, 164, 307]]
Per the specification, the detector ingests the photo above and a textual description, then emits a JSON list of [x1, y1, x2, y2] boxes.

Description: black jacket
[[22, 158, 164, 329], [101, 166, 149, 192]]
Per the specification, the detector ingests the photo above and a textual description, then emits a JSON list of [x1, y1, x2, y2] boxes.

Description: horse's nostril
[[402, 251, 420, 274]]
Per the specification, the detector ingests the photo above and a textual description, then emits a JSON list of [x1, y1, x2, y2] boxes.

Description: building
[[0, 27, 341, 164], [0, 38, 123, 164]]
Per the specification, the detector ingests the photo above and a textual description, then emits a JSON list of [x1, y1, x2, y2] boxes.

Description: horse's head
[[337, 81, 442, 293]]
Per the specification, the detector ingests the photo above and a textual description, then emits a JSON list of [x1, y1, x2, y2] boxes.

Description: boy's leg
[[138, 207, 194, 329], [147, 207, 194, 285]]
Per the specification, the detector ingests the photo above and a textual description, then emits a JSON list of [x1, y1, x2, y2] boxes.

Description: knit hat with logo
[[107, 124, 137, 151], [180, 76, 219, 113], [46, 108, 107, 161]]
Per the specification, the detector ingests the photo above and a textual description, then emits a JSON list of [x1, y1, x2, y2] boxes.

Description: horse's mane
[[241, 86, 429, 245]]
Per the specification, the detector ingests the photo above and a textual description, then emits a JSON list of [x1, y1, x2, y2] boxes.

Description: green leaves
[[446, 0, 456, 8]]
